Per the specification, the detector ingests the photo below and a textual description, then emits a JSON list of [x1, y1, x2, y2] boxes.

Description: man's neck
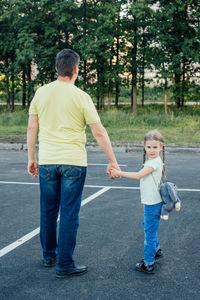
[[57, 75, 75, 84]]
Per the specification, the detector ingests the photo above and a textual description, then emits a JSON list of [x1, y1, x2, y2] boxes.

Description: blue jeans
[[143, 202, 162, 266], [39, 164, 87, 271]]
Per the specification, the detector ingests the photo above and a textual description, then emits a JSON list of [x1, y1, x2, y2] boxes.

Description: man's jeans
[[143, 202, 162, 266], [39, 164, 87, 271]]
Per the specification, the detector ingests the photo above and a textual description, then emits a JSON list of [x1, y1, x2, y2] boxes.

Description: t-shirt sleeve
[[29, 91, 38, 115], [145, 158, 161, 170], [83, 94, 101, 125]]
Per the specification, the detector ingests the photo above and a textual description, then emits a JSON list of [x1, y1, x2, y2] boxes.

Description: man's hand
[[28, 160, 38, 178], [107, 162, 121, 179]]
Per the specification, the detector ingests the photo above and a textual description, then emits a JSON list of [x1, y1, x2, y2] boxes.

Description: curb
[[0, 143, 200, 153]]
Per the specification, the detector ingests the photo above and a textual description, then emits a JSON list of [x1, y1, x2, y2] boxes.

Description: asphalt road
[[0, 150, 200, 300]]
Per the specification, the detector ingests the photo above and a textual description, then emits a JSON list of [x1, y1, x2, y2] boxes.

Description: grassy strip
[[87, 105, 200, 144], [0, 105, 200, 144]]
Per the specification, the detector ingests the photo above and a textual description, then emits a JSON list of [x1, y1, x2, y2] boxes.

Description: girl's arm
[[111, 166, 154, 180]]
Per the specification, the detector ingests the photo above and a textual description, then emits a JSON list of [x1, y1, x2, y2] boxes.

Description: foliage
[[0, 0, 199, 110]]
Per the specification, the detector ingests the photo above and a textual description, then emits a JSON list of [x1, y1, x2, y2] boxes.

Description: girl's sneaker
[[136, 260, 154, 274], [155, 249, 163, 260]]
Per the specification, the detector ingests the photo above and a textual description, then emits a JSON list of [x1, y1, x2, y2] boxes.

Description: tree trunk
[[97, 95, 100, 110], [27, 62, 32, 107], [83, 60, 87, 90], [142, 40, 145, 107], [11, 73, 15, 111], [131, 54, 137, 114], [181, 62, 186, 107], [115, 83, 119, 109], [108, 53, 112, 111], [65, 31, 69, 48], [101, 96, 105, 112], [132, 85, 137, 114], [97, 61, 100, 110], [108, 81, 111, 111], [174, 72, 181, 108], [5, 74, 10, 111], [164, 82, 168, 114], [115, 27, 119, 109], [131, 14, 138, 114], [141, 73, 144, 107], [5, 59, 11, 111], [22, 68, 26, 108], [83, 0, 87, 89]]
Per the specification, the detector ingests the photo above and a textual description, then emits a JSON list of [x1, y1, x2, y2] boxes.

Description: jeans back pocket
[[39, 166, 50, 179], [62, 165, 82, 180]]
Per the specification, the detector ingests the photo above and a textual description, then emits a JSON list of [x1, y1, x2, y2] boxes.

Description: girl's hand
[[107, 162, 120, 179], [110, 168, 121, 178]]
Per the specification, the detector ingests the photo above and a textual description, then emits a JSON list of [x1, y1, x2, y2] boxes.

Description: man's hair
[[56, 49, 80, 78]]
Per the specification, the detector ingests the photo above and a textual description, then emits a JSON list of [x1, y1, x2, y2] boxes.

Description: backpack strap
[[151, 173, 164, 203], [162, 163, 167, 183]]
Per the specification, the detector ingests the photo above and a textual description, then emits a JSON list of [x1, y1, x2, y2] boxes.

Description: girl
[[111, 129, 165, 274]]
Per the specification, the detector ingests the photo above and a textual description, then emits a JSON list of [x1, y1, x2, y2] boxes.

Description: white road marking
[[0, 178, 199, 257], [88, 163, 127, 166], [0, 228, 40, 258], [0, 181, 200, 192], [81, 187, 110, 205], [0, 187, 110, 258], [0, 181, 39, 185]]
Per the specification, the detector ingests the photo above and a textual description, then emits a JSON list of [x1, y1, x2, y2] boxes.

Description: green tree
[[15, 0, 38, 107], [152, 0, 200, 108], [0, 0, 19, 110]]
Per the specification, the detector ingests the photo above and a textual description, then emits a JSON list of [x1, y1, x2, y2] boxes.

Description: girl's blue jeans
[[39, 164, 87, 271], [143, 202, 162, 266]]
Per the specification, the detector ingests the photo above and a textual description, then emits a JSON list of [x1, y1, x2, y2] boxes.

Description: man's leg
[[56, 165, 87, 272], [39, 165, 60, 260]]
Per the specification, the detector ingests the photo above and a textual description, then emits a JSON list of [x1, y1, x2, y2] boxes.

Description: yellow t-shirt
[[29, 80, 100, 166]]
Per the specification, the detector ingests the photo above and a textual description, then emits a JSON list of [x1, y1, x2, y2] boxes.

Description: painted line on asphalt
[[88, 163, 127, 166], [81, 187, 110, 205], [0, 181, 200, 192], [0, 187, 110, 258], [0, 181, 39, 185]]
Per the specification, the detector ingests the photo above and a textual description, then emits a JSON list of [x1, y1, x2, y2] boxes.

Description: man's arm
[[27, 115, 39, 178], [89, 123, 120, 178]]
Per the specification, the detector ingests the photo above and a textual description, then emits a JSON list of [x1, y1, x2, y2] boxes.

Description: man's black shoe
[[155, 249, 163, 260], [136, 260, 154, 274], [56, 265, 88, 278], [43, 256, 57, 267]]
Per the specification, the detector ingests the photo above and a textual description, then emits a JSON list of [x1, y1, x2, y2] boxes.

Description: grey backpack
[[159, 182, 181, 220], [152, 174, 181, 221]]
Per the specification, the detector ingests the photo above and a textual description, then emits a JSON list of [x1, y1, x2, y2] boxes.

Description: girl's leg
[[155, 233, 160, 252], [143, 203, 162, 266]]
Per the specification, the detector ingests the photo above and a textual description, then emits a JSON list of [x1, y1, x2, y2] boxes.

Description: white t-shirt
[[140, 156, 163, 205]]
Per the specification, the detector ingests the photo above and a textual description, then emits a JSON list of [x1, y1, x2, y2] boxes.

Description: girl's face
[[145, 139, 162, 160]]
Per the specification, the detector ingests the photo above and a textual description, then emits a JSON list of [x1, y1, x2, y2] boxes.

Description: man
[[27, 49, 120, 279]]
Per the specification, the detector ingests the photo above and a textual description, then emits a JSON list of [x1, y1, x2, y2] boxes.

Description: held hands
[[107, 162, 121, 179], [28, 160, 38, 178], [110, 168, 122, 179]]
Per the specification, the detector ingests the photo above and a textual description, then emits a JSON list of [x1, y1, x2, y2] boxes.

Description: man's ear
[[74, 65, 78, 76]]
